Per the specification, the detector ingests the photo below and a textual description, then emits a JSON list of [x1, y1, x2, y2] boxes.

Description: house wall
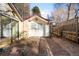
[[0, 4, 21, 48], [18, 19, 29, 39], [0, 4, 19, 38], [13, 13, 28, 39], [18, 21, 23, 38], [23, 20, 29, 38], [45, 24, 49, 36], [0, 4, 50, 40], [0, 4, 28, 40], [28, 21, 44, 37], [25, 16, 49, 37]]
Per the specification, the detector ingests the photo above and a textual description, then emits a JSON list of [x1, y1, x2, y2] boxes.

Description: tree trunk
[[67, 3, 71, 21]]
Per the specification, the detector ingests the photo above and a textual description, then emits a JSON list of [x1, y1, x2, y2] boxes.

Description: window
[[31, 22, 43, 30], [31, 23, 38, 30], [2, 16, 11, 38], [12, 20, 19, 38], [38, 23, 43, 30], [0, 15, 19, 39]]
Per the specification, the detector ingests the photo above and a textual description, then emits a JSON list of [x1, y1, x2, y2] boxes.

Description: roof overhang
[[8, 3, 23, 21], [26, 15, 49, 24]]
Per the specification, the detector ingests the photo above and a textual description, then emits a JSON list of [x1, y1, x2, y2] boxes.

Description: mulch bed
[[0, 37, 53, 56], [0, 37, 39, 56]]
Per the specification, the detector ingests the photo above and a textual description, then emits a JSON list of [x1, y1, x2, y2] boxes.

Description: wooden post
[[43, 24, 45, 37], [17, 22, 19, 40], [11, 19, 13, 44], [75, 9, 79, 43], [1, 15, 3, 38], [49, 22, 52, 38], [0, 14, 1, 38], [75, 17, 78, 42]]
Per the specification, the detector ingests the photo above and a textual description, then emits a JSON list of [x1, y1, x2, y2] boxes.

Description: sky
[[30, 3, 54, 19]]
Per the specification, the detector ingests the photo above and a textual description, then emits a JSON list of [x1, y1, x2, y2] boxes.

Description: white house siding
[[28, 21, 44, 37], [24, 20, 29, 37], [18, 15, 50, 38], [18, 21, 23, 39], [45, 25, 49, 36]]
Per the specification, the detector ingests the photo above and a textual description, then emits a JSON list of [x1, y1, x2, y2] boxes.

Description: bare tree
[[67, 3, 71, 21], [51, 3, 68, 24]]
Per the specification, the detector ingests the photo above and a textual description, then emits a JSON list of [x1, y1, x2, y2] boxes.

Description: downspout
[[23, 5, 24, 38], [0, 15, 3, 38], [43, 24, 45, 37]]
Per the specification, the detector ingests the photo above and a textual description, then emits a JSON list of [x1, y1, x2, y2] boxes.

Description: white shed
[[23, 15, 50, 37]]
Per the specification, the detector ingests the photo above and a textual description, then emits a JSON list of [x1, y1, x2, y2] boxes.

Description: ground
[[46, 36, 79, 56], [0, 36, 79, 56], [0, 37, 52, 56]]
